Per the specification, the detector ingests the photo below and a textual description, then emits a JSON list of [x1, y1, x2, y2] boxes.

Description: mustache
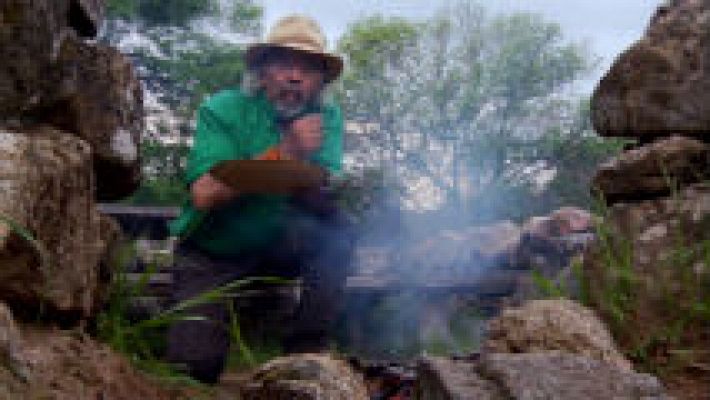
[[276, 86, 305, 99]]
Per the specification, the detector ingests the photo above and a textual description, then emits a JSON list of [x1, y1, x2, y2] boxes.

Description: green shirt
[[168, 88, 344, 256]]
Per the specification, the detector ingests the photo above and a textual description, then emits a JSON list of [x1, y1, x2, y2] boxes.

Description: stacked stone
[[591, 0, 710, 204], [416, 300, 669, 399], [0, 0, 142, 319], [585, 0, 710, 392]]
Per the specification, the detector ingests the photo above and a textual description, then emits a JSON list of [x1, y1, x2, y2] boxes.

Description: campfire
[[350, 358, 417, 400]]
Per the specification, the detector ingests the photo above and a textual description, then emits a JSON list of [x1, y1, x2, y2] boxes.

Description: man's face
[[259, 48, 326, 119]]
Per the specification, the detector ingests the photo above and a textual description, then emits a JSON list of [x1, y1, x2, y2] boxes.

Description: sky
[[260, 0, 663, 91]]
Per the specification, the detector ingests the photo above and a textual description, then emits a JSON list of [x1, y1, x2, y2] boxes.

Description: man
[[166, 15, 351, 383]]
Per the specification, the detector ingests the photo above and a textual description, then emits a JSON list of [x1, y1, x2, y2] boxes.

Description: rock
[[0, 0, 72, 118], [46, 33, 143, 200], [0, 303, 30, 382], [0, 126, 108, 318], [483, 299, 633, 371], [517, 207, 593, 273], [593, 136, 710, 205], [401, 221, 521, 282], [415, 357, 505, 400], [68, 0, 105, 37], [417, 353, 669, 400], [0, 0, 106, 118], [5, 326, 174, 399], [239, 353, 369, 400], [591, 0, 710, 138], [93, 214, 124, 310], [583, 182, 710, 359], [522, 207, 594, 238], [481, 352, 669, 399]]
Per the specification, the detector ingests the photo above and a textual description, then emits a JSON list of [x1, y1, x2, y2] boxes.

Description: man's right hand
[[279, 114, 323, 159], [191, 173, 239, 210]]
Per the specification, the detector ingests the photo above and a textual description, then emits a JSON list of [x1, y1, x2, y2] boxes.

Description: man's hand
[[280, 114, 323, 159], [191, 173, 239, 211]]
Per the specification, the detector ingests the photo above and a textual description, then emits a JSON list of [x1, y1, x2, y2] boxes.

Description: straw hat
[[246, 15, 343, 83]]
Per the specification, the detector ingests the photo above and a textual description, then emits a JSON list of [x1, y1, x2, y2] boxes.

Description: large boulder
[[0, 127, 112, 317], [239, 353, 369, 400], [416, 353, 669, 400], [0, 0, 72, 118], [1, 0, 139, 200], [47, 33, 143, 200], [0, 0, 104, 118], [591, 0, 710, 138], [483, 299, 632, 371]]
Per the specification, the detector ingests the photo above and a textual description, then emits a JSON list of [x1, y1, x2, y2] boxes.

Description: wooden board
[[210, 159, 327, 194]]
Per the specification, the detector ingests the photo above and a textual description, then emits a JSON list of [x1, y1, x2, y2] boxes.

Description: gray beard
[[273, 101, 309, 120]]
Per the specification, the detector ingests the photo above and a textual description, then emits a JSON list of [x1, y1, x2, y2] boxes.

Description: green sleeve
[[184, 103, 242, 185], [312, 104, 344, 174]]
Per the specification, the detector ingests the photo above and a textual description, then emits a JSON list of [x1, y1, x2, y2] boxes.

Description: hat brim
[[246, 43, 343, 83]]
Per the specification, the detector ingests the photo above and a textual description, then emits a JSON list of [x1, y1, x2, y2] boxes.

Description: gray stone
[[416, 353, 670, 400], [48, 33, 143, 200], [483, 299, 632, 371], [593, 136, 710, 205], [400, 221, 521, 282], [0, 303, 30, 382], [415, 357, 505, 400], [0, 0, 72, 117], [239, 353, 369, 400], [482, 352, 670, 400], [592, 0, 710, 138], [0, 127, 110, 317]]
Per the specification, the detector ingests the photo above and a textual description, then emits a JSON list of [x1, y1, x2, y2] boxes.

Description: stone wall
[[586, 0, 710, 396], [0, 0, 141, 317]]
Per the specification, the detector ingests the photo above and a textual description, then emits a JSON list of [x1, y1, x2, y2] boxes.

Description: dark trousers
[[166, 210, 353, 383]]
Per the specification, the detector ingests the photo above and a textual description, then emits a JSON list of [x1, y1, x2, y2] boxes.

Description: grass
[[95, 240, 291, 383], [527, 163, 710, 378], [530, 166, 710, 379]]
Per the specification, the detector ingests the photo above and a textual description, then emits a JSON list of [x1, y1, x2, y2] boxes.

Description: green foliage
[[95, 241, 289, 379], [229, 2, 263, 35], [486, 13, 587, 107], [124, 178, 189, 206], [590, 194, 637, 332], [337, 2, 617, 221], [338, 15, 420, 79], [106, 0, 218, 27], [137, 30, 248, 118], [104, 0, 261, 207], [531, 269, 567, 299], [124, 139, 191, 206], [584, 188, 710, 376]]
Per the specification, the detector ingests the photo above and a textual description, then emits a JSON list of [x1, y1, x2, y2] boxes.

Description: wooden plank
[[97, 204, 180, 218]]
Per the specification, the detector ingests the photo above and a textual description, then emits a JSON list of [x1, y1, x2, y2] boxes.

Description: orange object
[[256, 146, 282, 160]]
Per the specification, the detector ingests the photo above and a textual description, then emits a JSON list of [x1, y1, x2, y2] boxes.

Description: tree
[[107, 0, 217, 27], [103, 0, 263, 205], [338, 2, 616, 222]]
